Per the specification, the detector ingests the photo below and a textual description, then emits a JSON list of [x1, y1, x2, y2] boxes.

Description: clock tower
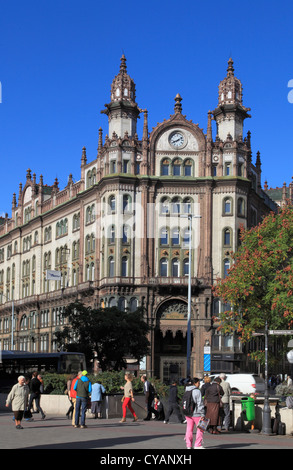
[[101, 55, 141, 138]]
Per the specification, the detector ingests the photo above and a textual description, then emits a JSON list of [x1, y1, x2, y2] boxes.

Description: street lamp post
[[261, 319, 272, 435], [184, 213, 201, 378]]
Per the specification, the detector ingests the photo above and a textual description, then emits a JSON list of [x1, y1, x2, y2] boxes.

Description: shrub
[[275, 384, 293, 397], [41, 371, 169, 397]]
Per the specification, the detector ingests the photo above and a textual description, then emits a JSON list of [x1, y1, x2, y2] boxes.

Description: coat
[[91, 382, 106, 402], [204, 382, 224, 403], [6, 383, 29, 411]]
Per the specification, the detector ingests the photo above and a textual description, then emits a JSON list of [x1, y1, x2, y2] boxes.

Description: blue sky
[[1, 0, 293, 215]]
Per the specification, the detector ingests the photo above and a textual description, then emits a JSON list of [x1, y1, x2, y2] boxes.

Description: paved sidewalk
[[1, 412, 293, 450]]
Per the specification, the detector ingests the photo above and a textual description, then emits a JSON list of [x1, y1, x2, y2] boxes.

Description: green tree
[[55, 302, 150, 371], [213, 206, 293, 346]]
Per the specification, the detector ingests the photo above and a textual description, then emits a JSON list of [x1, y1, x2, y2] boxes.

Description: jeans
[[28, 393, 45, 418], [75, 397, 88, 426], [185, 416, 204, 448], [221, 403, 230, 430]]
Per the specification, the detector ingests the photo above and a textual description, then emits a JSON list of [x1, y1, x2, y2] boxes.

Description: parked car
[[202, 374, 265, 395]]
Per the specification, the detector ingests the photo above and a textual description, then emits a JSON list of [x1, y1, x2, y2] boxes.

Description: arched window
[[109, 257, 115, 277], [238, 198, 245, 216], [160, 258, 168, 277], [223, 228, 232, 246], [122, 225, 130, 243], [160, 227, 169, 245], [108, 225, 115, 244], [121, 256, 128, 277], [109, 196, 116, 213], [183, 197, 192, 214], [223, 197, 232, 215], [184, 160, 192, 176], [130, 298, 138, 312], [171, 197, 181, 214], [172, 159, 182, 176], [161, 159, 170, 176], [171, 258, 180, 277], [118, 297, 127, 312], [223, 259, 230, 278], [183, 228, 190, 247], [123, 194, 131, 213], [171, 227, 180, 245], [183, 258, 189, 276], [160, 197, 170, 215], [109, 297, 117, 307]]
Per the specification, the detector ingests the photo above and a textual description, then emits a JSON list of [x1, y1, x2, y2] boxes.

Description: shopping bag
[[197, 416, 210, 432]]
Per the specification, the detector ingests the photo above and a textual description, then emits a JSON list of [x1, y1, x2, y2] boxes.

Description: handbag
[[197, 416, 210, 432], [217, 385, 223, 408]]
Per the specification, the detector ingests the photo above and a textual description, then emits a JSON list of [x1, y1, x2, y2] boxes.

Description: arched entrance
[[154, 299, 192, 383]]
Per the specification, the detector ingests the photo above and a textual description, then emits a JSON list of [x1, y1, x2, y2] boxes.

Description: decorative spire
[[227, 57, 235, 76], [98, 127, 103, 153], [12, 193, 17, 210], [26, 168, 32, 180], [18, 183, 22, 203], [120, 54, 127, 74], [218, 58, 243, 106], [143, 109, 148, 141], [109, 54, 136, 104], [174, 93, 182, 114], [256, 151, 261, 170], [207, 110, 212, 141], [81, 146, 87, 166]]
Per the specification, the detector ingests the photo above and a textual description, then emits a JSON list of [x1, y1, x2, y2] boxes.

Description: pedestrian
[[73, 370, 92, 429], [70, 371, 82, 426], [204, 376, 224, 434], [200, 374, 211, 398], [65, 374, 75, 420], [150, 394, 165, 421], [140, 374, 155, 421], [164, 380, 184, 424], [5, 376, 29, 429], [91, 381, 106, 419], [120, 372, 138, 423], [219, 373, 231, 431], [23, 377, 34, 422], [287, 375, 293, 387], [184, 378, 206, 449], [28, 371, 46, 419]]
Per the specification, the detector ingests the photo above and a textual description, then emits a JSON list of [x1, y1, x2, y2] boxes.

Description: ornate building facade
[[0, 57, 280, 380]]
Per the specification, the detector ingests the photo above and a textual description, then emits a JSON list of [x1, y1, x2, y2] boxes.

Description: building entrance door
[[160, 356, 186, 384]]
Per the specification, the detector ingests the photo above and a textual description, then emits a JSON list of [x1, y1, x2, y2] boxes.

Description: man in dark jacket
[[28, 371, 46, 419], [164, 380, 184, 424], [141, 375, 155, 421]]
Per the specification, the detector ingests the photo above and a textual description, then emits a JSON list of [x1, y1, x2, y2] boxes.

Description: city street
[[1, 412, 292, 451]]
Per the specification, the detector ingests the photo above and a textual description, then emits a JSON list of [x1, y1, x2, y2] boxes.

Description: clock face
[[169, 131, 184, 148]]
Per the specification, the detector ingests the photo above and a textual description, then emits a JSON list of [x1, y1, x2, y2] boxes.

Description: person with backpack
[[73, 370, 92, 428], [183, 378, 206, 449]]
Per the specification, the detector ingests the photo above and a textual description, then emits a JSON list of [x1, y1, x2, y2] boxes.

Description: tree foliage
[[55, 302, 150, 371], [213, 205, 293, 342]]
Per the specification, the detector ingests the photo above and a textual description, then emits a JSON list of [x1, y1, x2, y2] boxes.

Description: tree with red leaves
[[214, 206, 293, 349]]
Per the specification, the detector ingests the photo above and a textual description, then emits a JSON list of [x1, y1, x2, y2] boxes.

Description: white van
[[207, 374, 265, 395]]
